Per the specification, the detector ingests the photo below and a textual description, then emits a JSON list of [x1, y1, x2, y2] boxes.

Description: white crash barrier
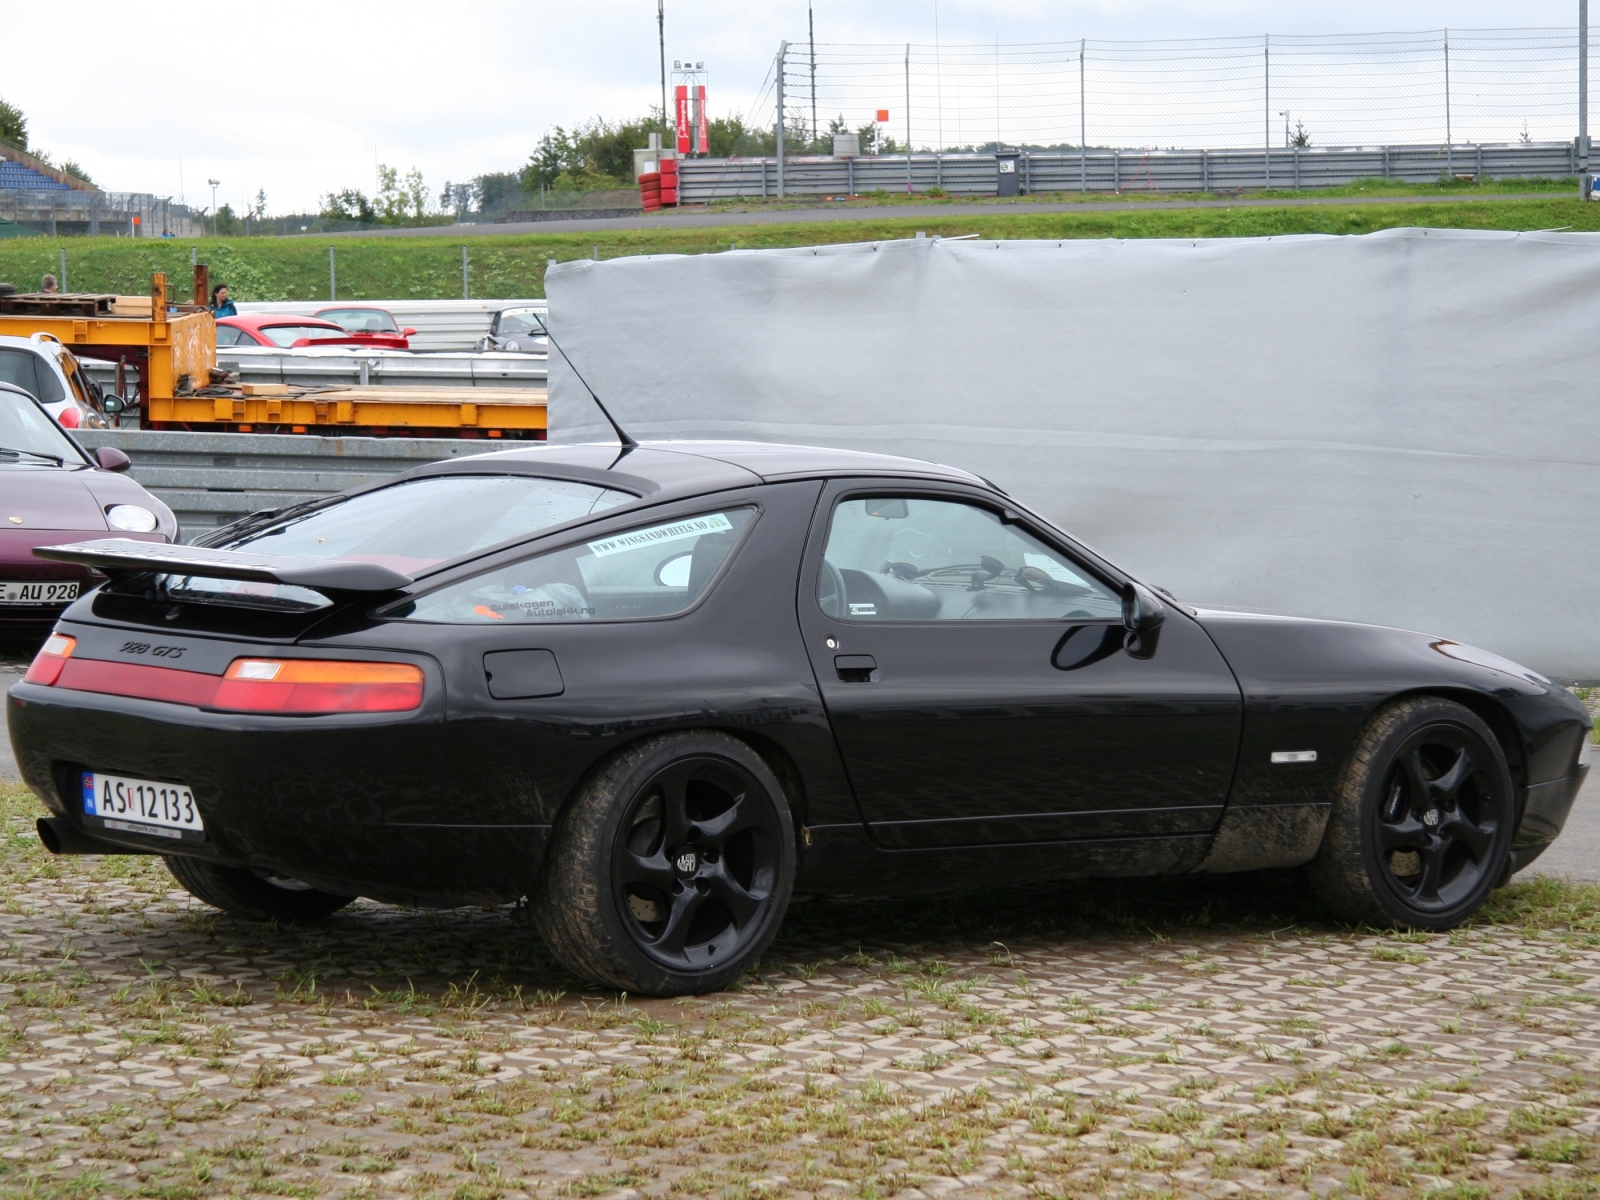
[[547, 229, 1600, 681]]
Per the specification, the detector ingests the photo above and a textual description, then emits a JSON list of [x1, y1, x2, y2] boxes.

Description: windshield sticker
[[587, 513, 733, 559]]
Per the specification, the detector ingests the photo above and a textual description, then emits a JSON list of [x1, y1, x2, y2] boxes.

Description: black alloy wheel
[[1372, 725, 1503, 913], [534, 732, 796, 995], [1308, 697, 1514, 930]]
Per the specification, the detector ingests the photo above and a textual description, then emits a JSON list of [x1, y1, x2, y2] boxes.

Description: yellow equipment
[[0, 272, 547, 440]]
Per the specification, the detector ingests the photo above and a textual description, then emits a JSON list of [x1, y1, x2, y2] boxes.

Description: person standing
[[210, 284, 236, 318], [39, 274, 57, 294]]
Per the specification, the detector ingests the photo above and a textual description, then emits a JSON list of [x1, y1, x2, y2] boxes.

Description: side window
[[0, 349, 41, 398], [214, 325, 244, 347], [818, 495, 1123, 622], [395, 508, 755, 624]]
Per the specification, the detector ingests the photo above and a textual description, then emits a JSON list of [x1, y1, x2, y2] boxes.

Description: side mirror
[[102, 396, 124, 415], [1121, 581, 1165, 658], [94, 446, 132, 473], [401, 327, 417, 338]]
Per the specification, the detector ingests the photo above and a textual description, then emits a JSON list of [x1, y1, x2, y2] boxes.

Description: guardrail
[[233, 299, 544, 352], [74, 430, 490, 539], [78, 347, 546, 398], [677, 140, 1581, 200]]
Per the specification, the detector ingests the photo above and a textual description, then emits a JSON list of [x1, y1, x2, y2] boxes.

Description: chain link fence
[[755, 27, 1590, 153], [0, 241, 557, 303]]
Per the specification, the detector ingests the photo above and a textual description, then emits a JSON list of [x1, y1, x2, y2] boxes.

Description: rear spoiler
[[34, 538, 413, 594]]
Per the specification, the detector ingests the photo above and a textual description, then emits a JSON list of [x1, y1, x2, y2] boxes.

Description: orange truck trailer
[[0, 271, 547, 440]]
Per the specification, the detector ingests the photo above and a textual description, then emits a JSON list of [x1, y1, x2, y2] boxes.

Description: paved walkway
[[341, 191, 1566, 238], [0, 834, 1596, 1198]]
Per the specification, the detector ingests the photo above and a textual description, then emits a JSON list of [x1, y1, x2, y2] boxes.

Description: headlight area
[[105, 505, 159, 533], [23, 639, 424, 715]]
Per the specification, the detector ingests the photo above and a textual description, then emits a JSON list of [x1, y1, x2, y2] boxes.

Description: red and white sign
[[674, 85, 691, 154], [695, 85, 709, 155]]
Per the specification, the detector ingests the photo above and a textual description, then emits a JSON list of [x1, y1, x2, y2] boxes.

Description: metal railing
[[73, 430, 487, 538], [233, 299, 543, 351], [678, 140, 1581, 200]]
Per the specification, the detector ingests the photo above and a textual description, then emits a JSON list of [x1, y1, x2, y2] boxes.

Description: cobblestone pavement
[[0, 803, 1598, 1199]]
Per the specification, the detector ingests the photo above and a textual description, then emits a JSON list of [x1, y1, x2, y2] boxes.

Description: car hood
[[0, 465, 108, 530]]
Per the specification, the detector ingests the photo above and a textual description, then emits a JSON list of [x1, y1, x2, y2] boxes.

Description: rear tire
[[533, 732, 796, 996], [1307, 697, 1514, 930], [165, 856, 354, 923]]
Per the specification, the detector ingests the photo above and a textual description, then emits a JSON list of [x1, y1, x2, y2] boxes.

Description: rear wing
[[34, 538, 413, 595]]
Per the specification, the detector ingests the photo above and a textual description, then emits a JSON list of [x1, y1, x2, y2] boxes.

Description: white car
[[475, 306, 550, 354], [0, 333, 111, 429]]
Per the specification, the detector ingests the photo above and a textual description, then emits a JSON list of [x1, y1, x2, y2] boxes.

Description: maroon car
[[0, 382, 176, 633]]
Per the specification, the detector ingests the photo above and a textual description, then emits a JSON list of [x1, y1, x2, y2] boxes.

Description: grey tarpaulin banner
[[547, 229, 1600, 681]]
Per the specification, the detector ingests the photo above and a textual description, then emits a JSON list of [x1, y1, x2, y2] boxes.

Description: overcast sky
[[0, 2, 1584, 214]]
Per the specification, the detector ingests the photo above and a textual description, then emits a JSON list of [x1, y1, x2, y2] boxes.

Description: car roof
[[219, 314, 345, 331], [407, 439, 990, 501], [0, 333, 62, 354], [314, 305, 393, 314]]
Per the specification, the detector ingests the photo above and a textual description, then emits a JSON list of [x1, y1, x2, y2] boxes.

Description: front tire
[[533, 732, 796, 995], [1308, 697, 1514, 930], [165, 856, 355, 923]]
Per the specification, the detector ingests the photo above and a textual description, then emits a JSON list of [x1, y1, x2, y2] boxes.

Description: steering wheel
[[818, 560, 849, 618]]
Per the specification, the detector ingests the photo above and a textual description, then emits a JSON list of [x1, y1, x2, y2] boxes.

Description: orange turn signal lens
[[214, 658, 424, 714], [24, 634, 76, 686]]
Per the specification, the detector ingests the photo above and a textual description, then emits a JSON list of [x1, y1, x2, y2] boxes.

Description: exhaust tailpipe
[[37, 817, 156, 856]]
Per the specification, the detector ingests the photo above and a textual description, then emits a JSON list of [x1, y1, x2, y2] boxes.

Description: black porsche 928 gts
[[9, 441, 1591, 995]]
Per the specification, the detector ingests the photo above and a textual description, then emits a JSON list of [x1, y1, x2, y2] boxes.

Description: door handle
[[835, 654, 878, 683]]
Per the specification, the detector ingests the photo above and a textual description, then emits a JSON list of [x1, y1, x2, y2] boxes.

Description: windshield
[[0, 385, 85, 464], [496, 309, 547, 337], [164, 474, 633, 610], [258, 324, 348, 347], [318, 308, 399, 333]]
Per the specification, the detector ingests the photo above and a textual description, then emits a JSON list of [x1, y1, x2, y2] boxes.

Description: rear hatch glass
[[161, 475, 633, 611]]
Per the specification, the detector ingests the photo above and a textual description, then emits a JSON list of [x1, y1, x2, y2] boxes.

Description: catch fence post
[[776, 41, 789, 199], [461, 246, 469, 300], [59, 248, 67, 293], [1444, 29, 1453, 177], [1263, 33, 1271, 189], [328, 247, 336, 301], [1080, 38, 1087, 191]]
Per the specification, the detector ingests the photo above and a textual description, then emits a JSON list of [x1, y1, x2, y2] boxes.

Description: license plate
[[0, 580, 79, 605], [82, 772, 204, 839]]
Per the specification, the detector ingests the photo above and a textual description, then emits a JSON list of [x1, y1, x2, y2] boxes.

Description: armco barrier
[[78, 347, 546, 397], [232, 300, 543, 352], [74, 430, 489, 540], [677, 141, 1581, 201]]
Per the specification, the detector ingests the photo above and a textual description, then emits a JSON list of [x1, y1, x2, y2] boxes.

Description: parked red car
[[314, 306, 416, 346], [215, 315, 411, 351]]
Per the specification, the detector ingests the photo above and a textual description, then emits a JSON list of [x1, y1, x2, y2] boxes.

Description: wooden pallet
[[0, 292, 119, 317]]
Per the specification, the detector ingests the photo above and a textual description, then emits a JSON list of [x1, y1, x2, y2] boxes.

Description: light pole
[[207, 179, 220, 236], [658, 1, 668, 140], [1280, 110, 1290, 147]]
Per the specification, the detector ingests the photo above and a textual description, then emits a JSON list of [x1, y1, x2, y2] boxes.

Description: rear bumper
[[8, 679, 548, 906]]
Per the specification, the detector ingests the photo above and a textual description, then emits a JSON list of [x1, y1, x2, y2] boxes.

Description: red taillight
[[24, 633, 75, 685], [35, 649, 423, 715], [213, 659, 424, 714], [57, 407, 81, 429]]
